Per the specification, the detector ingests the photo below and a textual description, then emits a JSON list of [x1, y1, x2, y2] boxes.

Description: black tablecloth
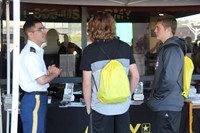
[[46, 101, 88, 133], [193, 109, 200, 133], [46, 100, 190, 133]]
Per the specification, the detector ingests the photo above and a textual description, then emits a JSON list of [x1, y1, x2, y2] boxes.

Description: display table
[[46, 101, 88, 133], [192, 104, 200, 133], [46, 100, 191, 133]]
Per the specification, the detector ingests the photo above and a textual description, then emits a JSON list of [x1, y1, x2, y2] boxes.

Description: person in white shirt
[[19, 19, 61, 133]]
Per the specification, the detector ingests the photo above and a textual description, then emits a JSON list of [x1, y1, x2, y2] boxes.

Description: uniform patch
[[30, 47, 36, 53]]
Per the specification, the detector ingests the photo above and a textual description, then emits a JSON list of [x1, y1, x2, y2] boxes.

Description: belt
[[24, 91, 48, 95]]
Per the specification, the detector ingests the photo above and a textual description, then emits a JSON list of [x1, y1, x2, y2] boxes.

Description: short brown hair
[[23, 19, 42, 37], [157, 15, 177, 35], [87, 12, 116, 42]]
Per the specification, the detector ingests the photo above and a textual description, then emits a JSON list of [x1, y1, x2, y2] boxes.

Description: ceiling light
[[28, 12, 34, 15], [128, 0, 149, 5], [107, 0, 124, 4]]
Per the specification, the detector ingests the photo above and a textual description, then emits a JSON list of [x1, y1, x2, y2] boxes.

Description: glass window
[[177, 13, 200, 74]]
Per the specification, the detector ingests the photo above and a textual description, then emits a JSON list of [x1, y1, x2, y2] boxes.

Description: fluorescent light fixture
[[107, 0, 124, 4], [128, 0, 149, 5], [28, 12, 34, 15]]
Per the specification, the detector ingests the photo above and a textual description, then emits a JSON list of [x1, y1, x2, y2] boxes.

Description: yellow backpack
[[169, 39, 194, 98], [98, 60, 130, 104], [93, 44, 130, 104], [182, 55, 194, 98]]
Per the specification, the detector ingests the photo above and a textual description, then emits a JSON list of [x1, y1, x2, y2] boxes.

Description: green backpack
[[93, 43, 130, 104]]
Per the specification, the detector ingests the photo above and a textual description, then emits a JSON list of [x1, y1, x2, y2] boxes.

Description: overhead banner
[[20, 3, 81, 22], [20, 3, 149, 22], [87, 6, 149, 22], [2, 2, 200, 23], [2, 2, 149, 22]]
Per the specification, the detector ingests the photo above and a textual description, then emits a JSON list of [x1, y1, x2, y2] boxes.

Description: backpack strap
[[92, 74, 98, 92], [98, 40, 120, 60], [98, 45, 111, 60], [94, 39, 121, 92]]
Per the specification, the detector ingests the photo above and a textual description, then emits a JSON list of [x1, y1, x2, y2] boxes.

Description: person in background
[[192, 40, 200, 73], [19, 19, 61, 133], [58, 34, 82, 76], [43, 29, 60, 67], [185, 36, 193, 53], [43, 29, 60, 54], [147, 15, 185, 133], [145, 40, 162, 61], [58, 34, 81, 55], [149, 40, 162, 53], [80, 12, 139, 133], [58, 34, 68, 54]]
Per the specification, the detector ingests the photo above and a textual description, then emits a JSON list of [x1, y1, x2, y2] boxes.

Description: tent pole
[[11, 0, 20, 132], [5, 1, 11, 133], [6, 0, 10, 95]]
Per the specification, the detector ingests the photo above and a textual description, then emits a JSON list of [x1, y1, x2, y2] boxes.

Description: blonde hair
[[87, 12, 116, 42]]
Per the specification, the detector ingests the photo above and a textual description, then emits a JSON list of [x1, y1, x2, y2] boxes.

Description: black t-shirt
[[80, 38, 135, 71]]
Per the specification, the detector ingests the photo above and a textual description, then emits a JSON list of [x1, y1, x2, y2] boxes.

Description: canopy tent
[[16, 0, 200, 6], [2, 0, 200, 133], [9, 0, 20, 133]]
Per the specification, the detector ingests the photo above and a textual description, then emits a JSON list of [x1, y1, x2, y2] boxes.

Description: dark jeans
[[154, 111, 182, 133], [88, 110, 131, 133]]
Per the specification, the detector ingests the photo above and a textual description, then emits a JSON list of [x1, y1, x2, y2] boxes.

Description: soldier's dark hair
[[23, 19, 42, 37]]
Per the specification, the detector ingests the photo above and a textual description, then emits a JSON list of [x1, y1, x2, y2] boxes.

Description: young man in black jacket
[[147, 15, 186, 133]]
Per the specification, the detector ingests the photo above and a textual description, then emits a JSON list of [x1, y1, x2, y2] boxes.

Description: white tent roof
[[3, 0, 200, 133], [17, 0, 200, 6]]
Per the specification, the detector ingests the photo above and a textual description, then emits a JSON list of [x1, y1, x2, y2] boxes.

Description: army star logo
[[141, 123, 151, 133]]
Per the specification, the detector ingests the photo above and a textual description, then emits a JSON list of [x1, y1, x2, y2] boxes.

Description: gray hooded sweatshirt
[[147, 36, 185, 112]]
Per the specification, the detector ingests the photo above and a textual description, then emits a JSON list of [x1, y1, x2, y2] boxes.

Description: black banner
[[21, 3, 81, 22], [1, 2, 200, 23]]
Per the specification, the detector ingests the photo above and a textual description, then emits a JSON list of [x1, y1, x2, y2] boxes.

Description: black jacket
[[147, 36, 185, 111]]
